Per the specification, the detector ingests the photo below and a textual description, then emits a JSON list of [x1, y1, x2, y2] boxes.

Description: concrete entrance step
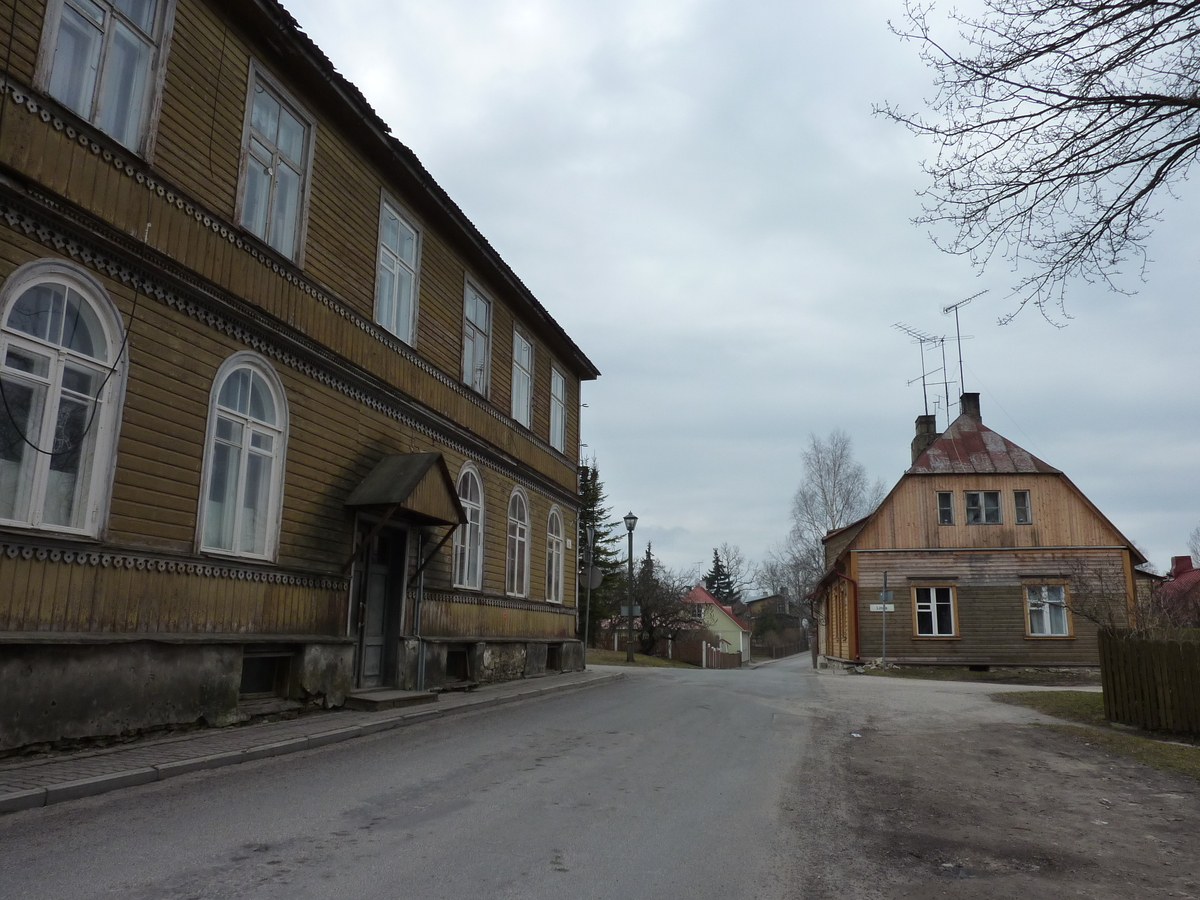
[[344, 689, 438, 712]]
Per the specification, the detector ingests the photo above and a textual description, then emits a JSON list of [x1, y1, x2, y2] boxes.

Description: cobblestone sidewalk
[[0, 669, 623, 815]]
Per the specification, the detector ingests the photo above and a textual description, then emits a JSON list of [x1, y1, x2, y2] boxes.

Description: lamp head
[[623, 511, 638, 533]]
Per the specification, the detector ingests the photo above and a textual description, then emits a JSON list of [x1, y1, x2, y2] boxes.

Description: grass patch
[[586, 648, 695, 668], [860, 665, 1099, 686], [996, 690, 1200, 781], [992, 690, 1108, 727]]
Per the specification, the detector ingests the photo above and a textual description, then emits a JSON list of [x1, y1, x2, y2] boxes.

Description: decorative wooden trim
[[0, 77, 579, 471], [0, 537, 347, 590]]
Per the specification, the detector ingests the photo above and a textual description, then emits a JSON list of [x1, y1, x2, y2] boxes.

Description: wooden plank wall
[[0, 547, 343, 634], [419, 594, 574, 641], [852, 548, 1127, 664], [859, 473, 1128, 551]]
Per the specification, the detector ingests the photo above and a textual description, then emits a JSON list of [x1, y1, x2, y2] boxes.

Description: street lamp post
[[583, 524, 595, 665], [624, 511, 637, 663]]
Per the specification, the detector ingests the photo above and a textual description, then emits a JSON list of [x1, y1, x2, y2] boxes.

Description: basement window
[[240, 645, 295, 697]]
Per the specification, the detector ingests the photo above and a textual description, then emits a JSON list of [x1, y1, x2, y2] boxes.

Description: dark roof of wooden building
[[907, 410, 1060, 476]]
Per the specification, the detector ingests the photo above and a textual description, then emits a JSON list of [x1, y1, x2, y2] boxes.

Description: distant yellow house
[[683, 586, 751, 662]]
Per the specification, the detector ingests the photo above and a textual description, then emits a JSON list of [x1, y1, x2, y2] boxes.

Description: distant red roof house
[[1156, 557, 1200, 627], [682, 585, 750, 659]]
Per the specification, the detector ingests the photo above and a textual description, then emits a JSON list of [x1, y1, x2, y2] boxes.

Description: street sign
[[578, 565, 603, 590], [620, 605, 642, 617], [869, 604, 895, 612]]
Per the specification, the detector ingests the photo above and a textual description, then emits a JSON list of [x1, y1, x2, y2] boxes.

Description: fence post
[[702, 641, 707, 669]]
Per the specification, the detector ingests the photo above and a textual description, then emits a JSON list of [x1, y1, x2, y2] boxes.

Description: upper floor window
[[1014, 490, 1032, 525], [41, 0, 175, 152], [375, 199, 419, 345], [462, 285, 490, 395], [549, 367, 566, 452], [1026, 583, 1069, 636], [936, 491, 953, 525], [914, 585, 956, 637], [239, 70, 313, 262], [511, 330, 532, 428], [452, 465, 483, 590], [0, 262, 125, 535], [199, 353, 287, 560], [965, 490, 1000, 525], [545, 507, 564, 603], [505, 489, 529, 597]]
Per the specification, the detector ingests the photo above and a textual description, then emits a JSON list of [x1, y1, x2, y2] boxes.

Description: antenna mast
[[893, 323, 941, 419], [942, 290, 986, 397]]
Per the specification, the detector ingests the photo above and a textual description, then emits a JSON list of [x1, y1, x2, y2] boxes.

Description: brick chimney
[[911, 414, 939, 464], [1170, 556, 1195, 579], [960, 392, 981, 422]]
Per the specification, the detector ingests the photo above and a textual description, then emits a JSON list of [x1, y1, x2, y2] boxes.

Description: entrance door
[[357, 528, 406, 688]]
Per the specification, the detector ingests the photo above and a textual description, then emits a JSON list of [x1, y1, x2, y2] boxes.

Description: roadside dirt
[[787, 675, 1200, 899]]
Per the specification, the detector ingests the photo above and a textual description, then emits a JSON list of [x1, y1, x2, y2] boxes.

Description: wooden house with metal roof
[[813, 394, 1147, 669], [0, 0, 597, 750]]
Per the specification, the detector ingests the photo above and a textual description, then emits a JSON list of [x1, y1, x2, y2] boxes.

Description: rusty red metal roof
[[907, 413, 1060, 475], [683, 585, 750, 631]]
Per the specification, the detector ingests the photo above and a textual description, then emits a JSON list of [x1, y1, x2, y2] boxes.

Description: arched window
[[453, 464, 483, 589], [0, 262, 125, 534], [199, 353, 287, 559], [506, 488, 529, 597], [545, 506, 564, 604]]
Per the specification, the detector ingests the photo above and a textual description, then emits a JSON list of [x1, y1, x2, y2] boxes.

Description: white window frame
[[235, 61, 316, 265], [913, 584, 957, 637], [545, 505, 564, 604], [549, 366, 566, 453], [1014, 490, 1032, 525], [511, 329, 533, 428], [452, 463, 484, 590], [35, 0, 179, 157], [505, 487, 530, 598], [936, 491, 953, 526], [462, 281, 491, 397], [196, 351, 288, 562], [1025, 583, 1071, 637], [374, 194, 421, 346], [965, 490, 1001, 525], [0, 260, 127, 537]]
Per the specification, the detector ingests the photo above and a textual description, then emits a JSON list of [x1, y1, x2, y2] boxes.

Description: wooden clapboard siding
[[0, 550, 343, 634], [419, 595, 574, 641], [0, 0, 45, 86], [851, 548, 1124, 664], [858, 473, 1127, 551]]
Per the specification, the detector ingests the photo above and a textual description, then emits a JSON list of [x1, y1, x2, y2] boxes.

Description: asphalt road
[[0, 658, 820, 900]]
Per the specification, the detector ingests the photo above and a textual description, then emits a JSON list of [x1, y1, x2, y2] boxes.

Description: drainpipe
[[415, 531, 426, 691]]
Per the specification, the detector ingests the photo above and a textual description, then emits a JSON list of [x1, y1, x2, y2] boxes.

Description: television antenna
[[942, 290, 985, 396], [893, 323, 943, 418]]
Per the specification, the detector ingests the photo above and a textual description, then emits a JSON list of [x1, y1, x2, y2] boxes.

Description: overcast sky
[[286, 0, 1200, 580]]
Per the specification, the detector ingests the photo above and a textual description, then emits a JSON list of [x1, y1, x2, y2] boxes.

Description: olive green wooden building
[[814, 394, 1148, 669], [0, 0, 598, 750]]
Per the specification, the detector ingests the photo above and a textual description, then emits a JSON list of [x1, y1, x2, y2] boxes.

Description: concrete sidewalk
[[0, 668, 623, 815]]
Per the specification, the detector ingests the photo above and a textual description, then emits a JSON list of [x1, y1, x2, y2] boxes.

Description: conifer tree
[[577, 462, 624, 645], [704, 548, 739, 604]]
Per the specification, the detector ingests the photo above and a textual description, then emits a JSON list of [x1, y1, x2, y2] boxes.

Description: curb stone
[[0, 671, 624, 814]]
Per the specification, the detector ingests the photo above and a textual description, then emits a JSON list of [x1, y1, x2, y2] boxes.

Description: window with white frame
[[545, 507, 564, 603], [1026, 583, 1069, 636], [239, 72, 312, 261], [0, 263, 124, 535], [965, 490, 1001, 524], [936, 491, 953, 525], [511, 330, 532, 428], [1014, 490, 1032, 525], [505, 489, 529, 597], [914, 585, 956, 636], [199, 354, 287, 559], [375, 200, 419, 345], [462, 285, 490, 395], [41, 0, 175, 152], [549, 367, 566, 452], [452, 465, 483, 590]]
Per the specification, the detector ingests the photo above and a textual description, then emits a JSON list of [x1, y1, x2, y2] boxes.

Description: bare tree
[[632, 545, 703, 656], [879, 0, 1200, 320], [1188, 523, 1200, 564], [791, 430, 887, 556]]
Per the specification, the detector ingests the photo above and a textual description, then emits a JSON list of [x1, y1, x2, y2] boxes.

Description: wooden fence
[[750, 639, 807, 660], [1098, 629, 1200, 734]]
